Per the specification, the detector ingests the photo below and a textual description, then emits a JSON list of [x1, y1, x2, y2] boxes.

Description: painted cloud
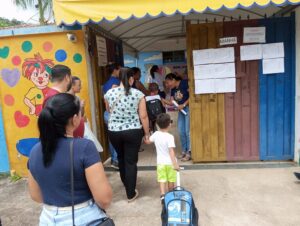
[[144, 53, 162, 62]]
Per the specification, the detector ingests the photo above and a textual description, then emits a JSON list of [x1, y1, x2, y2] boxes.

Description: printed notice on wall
[[240, 44, 262, 61], [195, 78, 236, 94], [215, 78, 236, 93], [213, 47, 235, 64], [243, 27, 266, 43], [96, 35, 108, 66], [262, 42, 284, 59], [194, 63, 235, 80], [193, 49, 213, 65], [219, 37, 237, 46], [193, 47, 234, 65], [195, 79, 215, 94], [263, 58, 285, 74]]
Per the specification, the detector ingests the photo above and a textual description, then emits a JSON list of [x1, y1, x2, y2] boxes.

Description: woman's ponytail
[[38, 107, 60, 167], [120, 68, 135, 96], [38, 93, 80, 167]]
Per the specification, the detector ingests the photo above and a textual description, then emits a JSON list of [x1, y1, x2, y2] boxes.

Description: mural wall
[[0, 30, 91, 176], [124, 51, 187, 83], [124, 54, 137, 68], [0, 104, 9, 173], [137, 51, 163, 83]]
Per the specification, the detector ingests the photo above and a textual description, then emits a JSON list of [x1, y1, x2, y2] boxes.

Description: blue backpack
[[161, 172, 199, 226]]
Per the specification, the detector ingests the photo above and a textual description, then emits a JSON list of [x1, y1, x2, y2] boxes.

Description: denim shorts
[[40, 200, 106, 226]]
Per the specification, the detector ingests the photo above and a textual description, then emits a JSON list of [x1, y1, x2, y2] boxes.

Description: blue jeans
[[177, 107, 190, 154], [104, 111, 118, 162], [39, 200, 106, 226]]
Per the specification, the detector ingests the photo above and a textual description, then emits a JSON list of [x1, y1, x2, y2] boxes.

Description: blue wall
[[0, 106, 9, 173], [259, 16, 295, 160], [124, 54, 137, 68], [137, 51, 163, 83]]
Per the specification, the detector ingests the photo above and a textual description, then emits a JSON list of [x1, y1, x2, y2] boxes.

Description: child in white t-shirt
[[145, 113, 179, 202]]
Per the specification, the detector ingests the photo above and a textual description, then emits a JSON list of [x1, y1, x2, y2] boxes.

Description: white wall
[[295, 8, 300, 163]]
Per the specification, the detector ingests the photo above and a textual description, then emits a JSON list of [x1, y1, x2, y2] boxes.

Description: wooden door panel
[[223, 20, 259, 161], [187, 22, 226, 162]]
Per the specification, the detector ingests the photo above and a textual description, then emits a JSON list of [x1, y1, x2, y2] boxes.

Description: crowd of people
[[27, 63, 190, 225]]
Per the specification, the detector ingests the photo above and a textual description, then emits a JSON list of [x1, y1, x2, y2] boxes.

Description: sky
[[0, 0, 42, 24]]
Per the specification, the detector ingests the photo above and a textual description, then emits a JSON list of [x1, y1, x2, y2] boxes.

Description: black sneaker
[[111, 161, 119, 170], [294, 172, 300, 180]]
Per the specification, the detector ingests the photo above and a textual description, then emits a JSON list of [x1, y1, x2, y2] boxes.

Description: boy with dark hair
[[69, 76, 82, 95], [145, 113, 179, 202]]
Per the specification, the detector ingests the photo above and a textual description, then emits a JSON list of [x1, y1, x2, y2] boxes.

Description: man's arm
[[136, 81, 150, 96]]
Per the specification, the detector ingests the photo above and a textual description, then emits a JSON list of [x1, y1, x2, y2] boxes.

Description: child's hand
[[144, 135, 151, 144]]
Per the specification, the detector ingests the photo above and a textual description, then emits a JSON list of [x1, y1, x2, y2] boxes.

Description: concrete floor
[[104, 111, 194, 168], [1, 166, 300, 226], [1, 112, 300, 225]]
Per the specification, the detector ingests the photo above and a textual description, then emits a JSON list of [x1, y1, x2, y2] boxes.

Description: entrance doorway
[[85, 4, 296, 165]]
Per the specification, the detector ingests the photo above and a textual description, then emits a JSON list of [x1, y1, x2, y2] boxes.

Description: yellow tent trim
[[53, 0, 300, 25]]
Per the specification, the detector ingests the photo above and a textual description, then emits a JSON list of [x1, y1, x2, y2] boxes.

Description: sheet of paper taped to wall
[[194, 63, 235, 79], [262, 58, 285, 74], [195, 78, 236, 94], [240, 44, 263, 61], [193, 47, 234, 65], [195, 79, 215, 94], [243, 27, 266, 43], [262, 42, 284, 59]]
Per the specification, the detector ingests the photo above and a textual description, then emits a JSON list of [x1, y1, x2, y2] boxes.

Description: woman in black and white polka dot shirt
[[104, 68, 150, 202]]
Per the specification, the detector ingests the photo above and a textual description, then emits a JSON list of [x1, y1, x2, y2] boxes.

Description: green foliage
[[13, 0, 53, 25], [10, 172, 22, 182], [0, 17, 23, 27]]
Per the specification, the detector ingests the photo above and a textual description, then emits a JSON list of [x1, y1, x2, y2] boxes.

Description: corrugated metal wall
[[259, 16, 295, 160], [223, 20, 259, 161]]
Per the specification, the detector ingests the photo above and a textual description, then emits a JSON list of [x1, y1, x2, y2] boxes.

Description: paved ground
[[1, 165, 300, 226]]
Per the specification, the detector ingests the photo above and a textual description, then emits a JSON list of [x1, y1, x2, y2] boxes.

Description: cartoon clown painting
[[22, 53, 54, 116]]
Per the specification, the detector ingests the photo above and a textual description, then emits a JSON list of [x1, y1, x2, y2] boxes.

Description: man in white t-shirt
[[145, 113, 180, 203]]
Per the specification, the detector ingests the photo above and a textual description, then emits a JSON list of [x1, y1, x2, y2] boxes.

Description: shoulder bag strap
[[70, 139, 75, 226]]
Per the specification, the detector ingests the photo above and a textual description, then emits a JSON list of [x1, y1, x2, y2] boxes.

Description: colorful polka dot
[[37, 94, 42, 99], [43, 42, 53, 52], [22, 41, 32, 52], [4, 94, 14, 106], [12, 56, 21, 66], [0, 46, 9, 59], [55, 49, 67, 62], [73, 53, 82, 63]]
